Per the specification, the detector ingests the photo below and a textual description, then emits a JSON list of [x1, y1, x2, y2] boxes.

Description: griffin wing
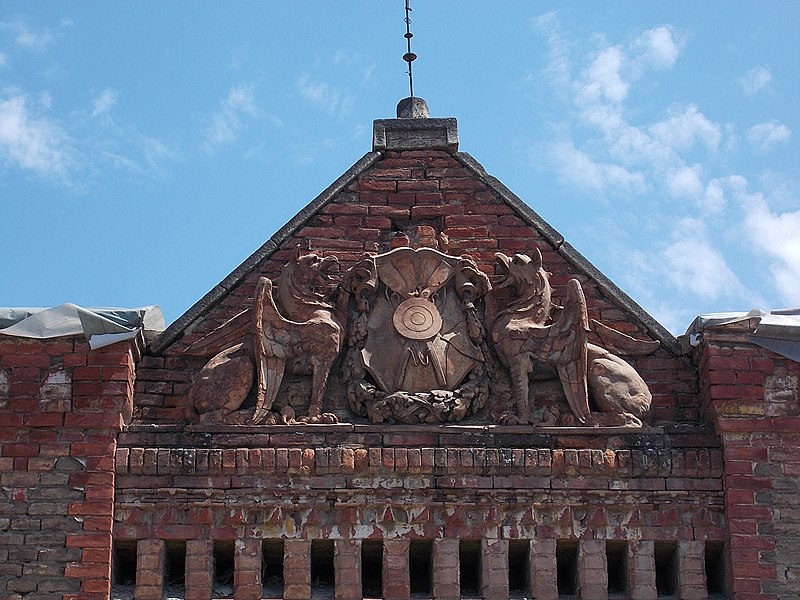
[[549, 279, 591, 424], [184, 309, 253, 357], [590, 319, 660, 356], [252, 277, 289, 424]]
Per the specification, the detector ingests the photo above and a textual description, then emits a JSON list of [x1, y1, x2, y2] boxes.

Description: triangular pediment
[[151, 116, 677, 357], [136, 112, 694, 429]]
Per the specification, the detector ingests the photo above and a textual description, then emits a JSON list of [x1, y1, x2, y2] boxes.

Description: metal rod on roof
[[403, 0, 417, 98]]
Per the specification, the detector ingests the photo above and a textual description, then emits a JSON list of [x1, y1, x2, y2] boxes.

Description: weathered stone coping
[[118, 422, 718, 451]]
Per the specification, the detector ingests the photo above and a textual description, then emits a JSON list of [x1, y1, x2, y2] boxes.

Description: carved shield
[[358, 248, 483, 393]]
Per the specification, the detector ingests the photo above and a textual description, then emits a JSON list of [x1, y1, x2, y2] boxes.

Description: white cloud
[[537, 19, 722, 202], [579, 46, 628, 105], [661, 218, 743, 300], [297, 75, 353, 117], [532, 12, 572, 90], [0, 20, 55, 52], [91, 88, 118, 118], [666, 164, 704, 200], [576, 26, 683, 111], [203, 83, 257, 149], [534, 16, 796, 321], [225, 85, 256, 115], [650, 105, 721, 153], [747, 121, 791, 152], [634, 26, 683, 68], [703, 178, 727, 214], [333, 49, 359, 66], [362, 63, 375, 85], [0, 93, 74, 181], [551, 139, 646, 194], [607, 124, 675, 170], [290, 137, 335, 166], [0, 52, 8, 68], [38, 91, 52, 111], [741, 194, 800, 305], [739, 67, 772, 97]]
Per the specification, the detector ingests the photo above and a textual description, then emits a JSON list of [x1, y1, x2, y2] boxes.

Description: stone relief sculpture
[[342, 247, 491, 424], [184, 248, 343, 424], [181, 243, 657, 428], [488, 251, 659, 427]]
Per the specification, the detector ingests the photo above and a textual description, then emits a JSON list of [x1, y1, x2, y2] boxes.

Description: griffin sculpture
[[489, 250, 658, 427], [184, 248, 343, 424]]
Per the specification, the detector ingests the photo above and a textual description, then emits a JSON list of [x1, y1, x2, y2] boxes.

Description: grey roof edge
[[455, 152, 565, 248], [149, 151, 383, 355], [454, 152, 682, 357]]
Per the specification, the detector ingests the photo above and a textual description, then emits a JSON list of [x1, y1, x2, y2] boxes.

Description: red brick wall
[[0, 336, 137, 600], [700, 332, 800, 599]]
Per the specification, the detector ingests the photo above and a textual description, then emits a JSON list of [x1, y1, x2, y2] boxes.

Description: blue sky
[[1, 2, 798, 335]]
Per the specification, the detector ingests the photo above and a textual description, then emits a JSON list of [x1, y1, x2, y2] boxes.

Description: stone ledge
[[373, 118, 459, 151], [127, 422, 667, 435], [119, 422, 722, 451]]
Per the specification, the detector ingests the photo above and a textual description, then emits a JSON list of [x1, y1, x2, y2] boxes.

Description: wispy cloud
[[0, 20, 55, 52], [634, 26, 683, 69], [738, 67, 772, 97], [579, 45, 628, 105], [666, 164, 704, 201], [661, 218, 743, 301], [91, 88, 118, 118], [531, 12, 572, 90], [551, 139, 646, 194], [202, 83, 257, 150], [738, 187, 800, 305], [0, 92, 75, 182], [747, 121, 791, 152], [296, 75, 353, 117], [534, 14, 796, 319], [650, 105, 721, 154], [537, 18, 719, 201], [1, 86, 176, 187], [290, 137, 336, 166]]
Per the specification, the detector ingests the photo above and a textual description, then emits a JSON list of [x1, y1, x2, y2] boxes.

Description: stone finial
[[396, 96, 429, 118]]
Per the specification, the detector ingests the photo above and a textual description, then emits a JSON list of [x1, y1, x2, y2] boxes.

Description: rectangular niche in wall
[[213, 540, 235, 596], [262, 539, 285, 597], [508, 539, 530, 596], [705, 541, 727, 597], [111, 539, 137, 586], [459, 540, 482, 597], [606, 541, 628, 597], [361, 540, 383, 598], [311, 539, 335, 594], [409, 539, 433, 595], [655, 541, 678, 598], [165, 540, 187, 590], [556, 540, 578, 597]]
